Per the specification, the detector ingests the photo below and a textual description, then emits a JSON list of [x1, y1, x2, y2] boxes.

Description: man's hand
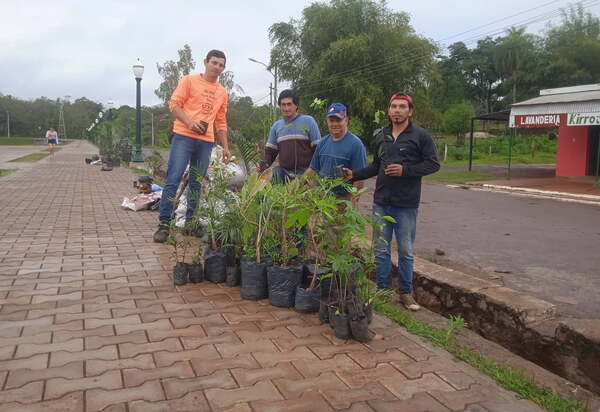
[[222, 147, 232, 163], [188, 121, 207, 135], [341, 167, 353, 180], [384, 163, 403, 176]]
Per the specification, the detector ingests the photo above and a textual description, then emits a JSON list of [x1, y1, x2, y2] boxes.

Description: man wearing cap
[[306, 103, 366, 199], [343, 93, 439, 311], [259, 89, 321, 183]]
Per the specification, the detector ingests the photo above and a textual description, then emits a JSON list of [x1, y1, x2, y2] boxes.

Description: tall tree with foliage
[[155, 44, 196, 107], [542, 4, 600, 87], [268, 0, 437, 148], [442, 102, 474, 145], [495, 27, 543, 104]]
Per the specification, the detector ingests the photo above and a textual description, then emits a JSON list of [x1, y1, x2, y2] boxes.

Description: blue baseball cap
[[327, 103, 347, 119]]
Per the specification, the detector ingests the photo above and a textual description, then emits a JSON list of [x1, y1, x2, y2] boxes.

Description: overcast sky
[[1, 0, 598, 108]]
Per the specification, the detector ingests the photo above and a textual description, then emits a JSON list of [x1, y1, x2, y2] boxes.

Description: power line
[[291, 0, 596, 92], [296, 0, 600, 98]]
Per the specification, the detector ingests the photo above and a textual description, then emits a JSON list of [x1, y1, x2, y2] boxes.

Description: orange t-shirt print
[[169, 74, 228, 143]]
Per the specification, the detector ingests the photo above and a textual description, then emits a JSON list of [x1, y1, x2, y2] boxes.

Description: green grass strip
[[0, 137, 39, 145], [0, 169, 17, 177], [424, 169, 496, 184], [373, 299, 586, 412], [8, 152, 51, 162]]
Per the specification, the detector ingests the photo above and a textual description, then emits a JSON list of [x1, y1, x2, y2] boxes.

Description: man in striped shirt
[[259, 90, 321, 183]]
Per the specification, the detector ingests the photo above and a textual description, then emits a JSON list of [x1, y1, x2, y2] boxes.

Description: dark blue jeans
[[158, 134, 213, 223], [271, 166, 307, 184], [372, 203, 418, 293]]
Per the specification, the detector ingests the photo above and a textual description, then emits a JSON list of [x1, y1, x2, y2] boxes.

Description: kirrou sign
[[567, 112, 600, 126], [514, 114, 562, 127]]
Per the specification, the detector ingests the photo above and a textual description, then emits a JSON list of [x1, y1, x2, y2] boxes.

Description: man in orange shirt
[[154, 49, 232, 243]]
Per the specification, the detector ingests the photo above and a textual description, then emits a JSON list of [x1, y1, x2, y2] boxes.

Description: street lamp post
[[5, 110, 9, 138], [248, 57, 278, 123], [132, 58, 144, 162], [107, 100, 114, 142]]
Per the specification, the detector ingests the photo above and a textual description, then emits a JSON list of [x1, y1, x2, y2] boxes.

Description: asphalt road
[[411, 182, 600, 318]]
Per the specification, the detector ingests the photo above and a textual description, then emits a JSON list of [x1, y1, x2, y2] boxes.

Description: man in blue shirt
[[307, 103, 366, 200], [259, 90, 321, 183]]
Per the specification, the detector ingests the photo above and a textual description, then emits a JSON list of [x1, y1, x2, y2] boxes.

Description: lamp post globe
[[132, 58, 145, 162]]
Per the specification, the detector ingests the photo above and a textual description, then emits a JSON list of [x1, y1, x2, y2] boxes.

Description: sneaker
[[399, 293, 421, 311], [153, 223, 170, 243]]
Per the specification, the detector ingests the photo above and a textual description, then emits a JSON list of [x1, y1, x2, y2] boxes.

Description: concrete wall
[[557, 125, 590, 177]]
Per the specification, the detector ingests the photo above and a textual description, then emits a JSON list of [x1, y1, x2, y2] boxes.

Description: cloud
[[0, 0, 597, 107]]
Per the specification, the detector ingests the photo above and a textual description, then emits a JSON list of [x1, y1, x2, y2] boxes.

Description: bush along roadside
[[374, 298, 586, 412]]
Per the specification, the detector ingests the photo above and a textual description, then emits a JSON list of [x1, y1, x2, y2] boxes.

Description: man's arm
[[402, 132, 440, 177], [216, 130, 232, 162], [259, 123, 279, 171], [171, 106, 206, 135], [214, 94, 231, 161], [343, 136, 381, 181]]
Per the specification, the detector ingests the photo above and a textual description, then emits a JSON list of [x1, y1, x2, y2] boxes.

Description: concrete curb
[[408, 256, 600, 395], [460, 183, 600, 205]]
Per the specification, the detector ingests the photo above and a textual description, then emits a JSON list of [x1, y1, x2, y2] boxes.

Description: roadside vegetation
[[0, 169, 16, 177], [375, 298, 587, 412], [434, 134, 557, 166], [8, 152, 51, 162], [0, 137, 40, 145]]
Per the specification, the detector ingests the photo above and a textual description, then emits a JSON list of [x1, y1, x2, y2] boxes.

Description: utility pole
[[273, 63, 278, 115], [5, 110, 9, 138], [269, 83, 274, 124], [58, 95, 70, 141]]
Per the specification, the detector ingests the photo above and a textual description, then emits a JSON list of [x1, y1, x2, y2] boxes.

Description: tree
[[495, 27, 543, 104], [219, 71, 245, 100], [268, 0, 437, 148], [442, 102, 474, 145], [542, 4, 600, 87], [155, 44, 196, 107]]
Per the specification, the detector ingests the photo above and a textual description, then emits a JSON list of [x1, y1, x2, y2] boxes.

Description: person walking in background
[[46, 127, 58, 153], [343, 93, 440, 311], [153, 49, 232, 243], [259, 89, 321, 183]]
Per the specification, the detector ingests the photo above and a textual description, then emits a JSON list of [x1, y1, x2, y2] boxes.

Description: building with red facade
[[510, 84, 600, 178]]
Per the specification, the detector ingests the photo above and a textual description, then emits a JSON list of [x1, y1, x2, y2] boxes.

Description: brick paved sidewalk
[[0, 141, 542, 411]]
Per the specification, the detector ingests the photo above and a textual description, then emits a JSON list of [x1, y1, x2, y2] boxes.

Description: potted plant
[[265, 178, 308, 308], [238, 172, 273, 300], [287, 177, 337, 313], [194, 161, 233, 283], [188, 245, 204, 284], [165, 223, 191, 286]]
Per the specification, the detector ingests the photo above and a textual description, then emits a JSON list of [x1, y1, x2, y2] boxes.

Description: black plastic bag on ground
[[330, 312, 351, 340], [226, 264, 241, 287], [294, 286, 320, 313], [350, 317, 371, 342], [188, 263, 204, 283], [268, 266, 302, 307], [301, 263, 331, 297], [240, 257, 270, 300], [204, 248, 226, 283]]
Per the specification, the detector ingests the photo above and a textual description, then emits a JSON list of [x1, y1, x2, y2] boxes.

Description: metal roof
[[472, 109, 510, 122], [512, 84, 600, 107]]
